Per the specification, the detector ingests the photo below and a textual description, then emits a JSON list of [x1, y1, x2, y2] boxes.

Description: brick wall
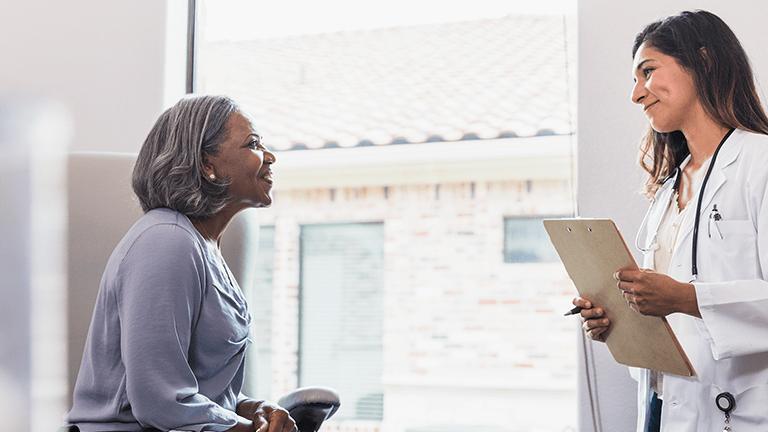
[[258, 179, 577, 432]]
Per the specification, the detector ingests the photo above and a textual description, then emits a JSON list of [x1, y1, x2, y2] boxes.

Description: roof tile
[[200, 14, 576, 151]]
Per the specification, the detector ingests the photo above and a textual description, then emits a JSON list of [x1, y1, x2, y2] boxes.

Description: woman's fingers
[[253, 404, 296, 432]]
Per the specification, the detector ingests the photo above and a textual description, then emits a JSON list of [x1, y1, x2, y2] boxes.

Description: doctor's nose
[[631, 81, 646, 105]]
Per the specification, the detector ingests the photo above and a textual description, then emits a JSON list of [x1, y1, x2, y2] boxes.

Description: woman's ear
[[201, 154, 217, 181]]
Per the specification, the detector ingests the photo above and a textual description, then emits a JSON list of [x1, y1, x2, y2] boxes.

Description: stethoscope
[[634, 128, 735, 280]]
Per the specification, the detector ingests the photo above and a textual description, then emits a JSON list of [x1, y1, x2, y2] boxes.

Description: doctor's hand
[[614, 268, 701, 318], [573, 297, 611, 343]]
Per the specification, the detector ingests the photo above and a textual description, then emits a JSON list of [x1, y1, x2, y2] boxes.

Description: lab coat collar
[[672, 129, 744, 268], [699, 128, 742, 204]]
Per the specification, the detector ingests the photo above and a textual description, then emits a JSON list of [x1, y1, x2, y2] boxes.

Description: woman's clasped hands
[[232, 400, 297, 432]]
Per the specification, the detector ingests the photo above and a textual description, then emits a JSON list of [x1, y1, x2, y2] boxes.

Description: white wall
[[0, 0, 187, 153], [0, 2, 185, 430], [577, 1, 768, 430]]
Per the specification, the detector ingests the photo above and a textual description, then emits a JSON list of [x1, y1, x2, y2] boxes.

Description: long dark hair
[[633, 10, 768, 198]]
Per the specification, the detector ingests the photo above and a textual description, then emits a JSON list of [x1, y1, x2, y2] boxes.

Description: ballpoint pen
[[564, 306, 583, 316]]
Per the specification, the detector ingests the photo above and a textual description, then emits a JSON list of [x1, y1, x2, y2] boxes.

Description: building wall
[[258, 178, 576, 432]]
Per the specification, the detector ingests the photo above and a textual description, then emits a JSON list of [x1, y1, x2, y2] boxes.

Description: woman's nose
[[631, 81, 646, 104], [264, 149, 276, 164]]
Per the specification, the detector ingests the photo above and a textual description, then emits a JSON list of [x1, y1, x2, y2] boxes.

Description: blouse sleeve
[[116, 224, 240, 431]]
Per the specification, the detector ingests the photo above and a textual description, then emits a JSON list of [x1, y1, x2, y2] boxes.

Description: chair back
[[66, 152, 258, 406], [67, 152, 143, 405]]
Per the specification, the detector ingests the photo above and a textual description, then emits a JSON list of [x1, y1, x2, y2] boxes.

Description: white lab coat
[[632, 129, 768, 431]]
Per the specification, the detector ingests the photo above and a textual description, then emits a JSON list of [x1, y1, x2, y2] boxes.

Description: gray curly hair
[[132, 94, 238, 217]]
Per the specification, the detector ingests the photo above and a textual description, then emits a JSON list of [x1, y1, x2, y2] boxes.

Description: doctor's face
[[630, 43, 702, 134]]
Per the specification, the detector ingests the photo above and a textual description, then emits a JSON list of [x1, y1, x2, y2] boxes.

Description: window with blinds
[[246, 225, 275, 400], [299, 222, 384, 421]]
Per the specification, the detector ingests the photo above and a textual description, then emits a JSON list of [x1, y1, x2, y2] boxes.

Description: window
[[299, 223, 385, 421], [193, 3, 579, 430], [504, 216, 566, 263]]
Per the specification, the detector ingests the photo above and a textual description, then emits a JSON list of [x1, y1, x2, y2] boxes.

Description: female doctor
[[573, 10, 768, 432]]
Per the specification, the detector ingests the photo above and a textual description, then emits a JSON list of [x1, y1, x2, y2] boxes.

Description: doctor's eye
[[642, 67, 655, 78]]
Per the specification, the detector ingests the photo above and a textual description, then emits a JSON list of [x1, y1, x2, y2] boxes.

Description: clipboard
[[544, 218, 696, 377]]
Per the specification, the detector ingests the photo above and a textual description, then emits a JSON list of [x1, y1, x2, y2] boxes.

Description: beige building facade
[[250, 137, 577, 432]]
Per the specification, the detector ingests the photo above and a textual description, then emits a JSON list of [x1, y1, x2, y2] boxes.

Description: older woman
[[65, 95, 294, 432]]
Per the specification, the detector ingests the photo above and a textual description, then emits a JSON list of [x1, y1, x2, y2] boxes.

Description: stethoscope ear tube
[[635, 202, 654, 253], [635, 174, 676, 253], [635, 128, 735, 281]]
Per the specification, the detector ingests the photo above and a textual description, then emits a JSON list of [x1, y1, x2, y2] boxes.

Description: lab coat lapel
[[672, 131, 743, 272]]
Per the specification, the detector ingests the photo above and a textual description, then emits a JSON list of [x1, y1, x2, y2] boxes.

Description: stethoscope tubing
[[635, 128, 735, 279]]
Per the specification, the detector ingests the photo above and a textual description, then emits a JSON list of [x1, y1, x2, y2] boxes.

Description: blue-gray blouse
[[67, 208, 252, 432]]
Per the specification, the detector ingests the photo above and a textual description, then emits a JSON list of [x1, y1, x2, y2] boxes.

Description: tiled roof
[[199, 14, 576, 151]]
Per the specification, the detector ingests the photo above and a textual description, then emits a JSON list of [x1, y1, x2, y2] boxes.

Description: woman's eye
[[643, 68, 654, 78]]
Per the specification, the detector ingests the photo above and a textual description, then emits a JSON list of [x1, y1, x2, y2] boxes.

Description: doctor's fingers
[[619, 280, 652, 308], [579, 306, 606, 320], [572, 297, 592, 309], [616, 271, 658, 295], [621, 290, 643, 311], [613, 268, 633, 282], [582, 317, 610, 342], [621, 286, 667, 316], [614, 267, 649, 282], [617, 278, 642, 295]]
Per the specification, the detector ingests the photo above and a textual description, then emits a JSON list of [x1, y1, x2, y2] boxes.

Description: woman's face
[[631, 43, 702, 134], [205, 111, 276, 210]]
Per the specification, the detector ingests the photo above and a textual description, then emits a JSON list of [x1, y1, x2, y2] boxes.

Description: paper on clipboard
[[544, 218, 696, 377]]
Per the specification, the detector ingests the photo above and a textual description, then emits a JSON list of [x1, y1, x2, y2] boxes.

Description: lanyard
[[690, 128, 735, 279]]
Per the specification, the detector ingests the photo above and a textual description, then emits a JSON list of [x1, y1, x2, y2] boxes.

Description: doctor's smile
[[643, 101, 657, 112], [573, 10, 768, 432]]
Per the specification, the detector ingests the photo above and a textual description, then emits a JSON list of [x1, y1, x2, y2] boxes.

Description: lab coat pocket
[[706, 220, 757, 280], [709, 384, 768, 429]]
